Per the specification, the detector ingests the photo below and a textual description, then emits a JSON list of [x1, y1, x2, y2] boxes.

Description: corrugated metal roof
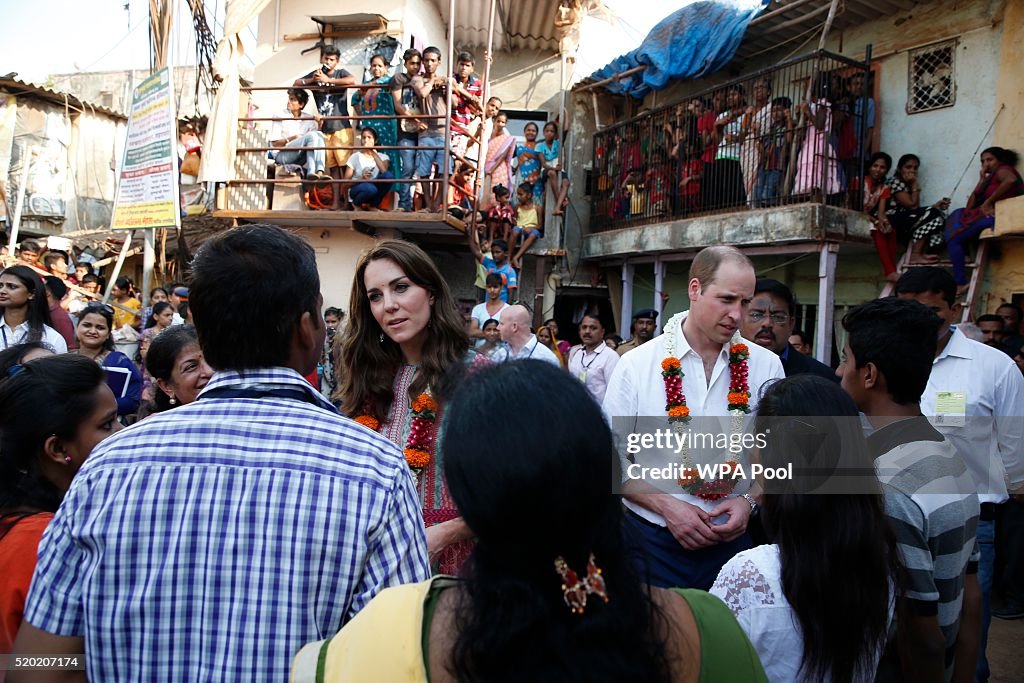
[[0, 77, 128, 120], [434, 0, 561, 52]]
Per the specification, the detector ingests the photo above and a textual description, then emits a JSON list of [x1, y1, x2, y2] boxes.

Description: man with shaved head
[[497, 304, 561, 366], [604, 245, 784, 590]]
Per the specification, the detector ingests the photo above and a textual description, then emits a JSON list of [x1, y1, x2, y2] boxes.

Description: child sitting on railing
[[511, 182, 543, 269], [447, 162, 476, 220], [537, 121, 571, 216], [484, 184, 515, 243]]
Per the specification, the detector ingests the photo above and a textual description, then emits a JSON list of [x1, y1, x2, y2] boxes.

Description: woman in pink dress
[[792, 77, 842, 197], [338, 239, 487, 574]]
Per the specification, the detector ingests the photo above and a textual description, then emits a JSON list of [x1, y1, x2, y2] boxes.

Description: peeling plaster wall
[[981, 240, 1024, 313]]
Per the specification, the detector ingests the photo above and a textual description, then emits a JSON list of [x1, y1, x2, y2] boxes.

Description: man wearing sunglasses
[[390, 48, 425, 211], [740, 278, 837, 381]]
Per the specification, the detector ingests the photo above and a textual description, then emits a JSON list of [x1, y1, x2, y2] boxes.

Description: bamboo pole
[[782, 0, 843, 197], [469, 0, 498, 222], [442, 0, 456, 214]]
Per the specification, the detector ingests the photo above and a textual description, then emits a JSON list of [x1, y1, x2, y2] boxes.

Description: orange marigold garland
[[355, 391, 438, 473], [661, 312, 751, 500], [404, 392, 437, 471], [661, 356, 689, 423], [354, 415, 381, 431], [727, 342, 751, 413]]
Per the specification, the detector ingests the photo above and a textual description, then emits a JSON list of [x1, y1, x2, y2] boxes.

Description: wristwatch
[[741, 493, 760, 516]]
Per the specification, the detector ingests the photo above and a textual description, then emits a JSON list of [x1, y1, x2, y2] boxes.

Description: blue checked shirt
[[24, 367, 430, 681]]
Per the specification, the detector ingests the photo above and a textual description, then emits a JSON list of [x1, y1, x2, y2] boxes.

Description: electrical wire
[[947, 104, 1005, 201], [757, 251, 814, 275]]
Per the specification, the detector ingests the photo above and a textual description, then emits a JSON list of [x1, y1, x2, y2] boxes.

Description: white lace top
[[710, 544, 891, 683]]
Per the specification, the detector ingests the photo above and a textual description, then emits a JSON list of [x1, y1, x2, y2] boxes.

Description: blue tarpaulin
[[587, 0, 770, 98]]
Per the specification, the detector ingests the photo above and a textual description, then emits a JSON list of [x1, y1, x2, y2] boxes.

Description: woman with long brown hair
[[338, 239, 485, 572]]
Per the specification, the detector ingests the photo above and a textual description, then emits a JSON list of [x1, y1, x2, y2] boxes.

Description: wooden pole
[[442, 0, 456, 213], [143, 0, 174, 305], [470, 0, 498, 218], [783, 0, 843, 197], [573, 64, 647, 94], [817, 0, 842, 51], [102, 230, 137, 305]]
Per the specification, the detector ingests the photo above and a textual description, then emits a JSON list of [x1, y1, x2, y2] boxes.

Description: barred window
[[907, 40, 956, 114]]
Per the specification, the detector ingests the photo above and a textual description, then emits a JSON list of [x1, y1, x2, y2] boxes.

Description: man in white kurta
[[603, 246, 784, 589], [896, 267, 1024, 680]]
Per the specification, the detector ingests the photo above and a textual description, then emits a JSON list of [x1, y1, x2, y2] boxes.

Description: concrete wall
[[857, 16, 1003, 212], [302, 228, 538, 321], [52, 67, 209, 119], [252, 0, 414, 116], [293, 227, 378, 313], [628, 249, 885, 321], [402, 0, 446, 55], [978, 0, 1024, 310], [489, 50, 563, 113]]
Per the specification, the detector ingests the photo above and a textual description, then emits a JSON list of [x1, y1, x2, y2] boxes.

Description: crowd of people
[[2, 230, 1022, 682], [593, 69, 876, 225], [592, 64, 1024, 293], [0, 243, 203, 422], [863, 147, 1023, 290], [266, 44, 571, 269]]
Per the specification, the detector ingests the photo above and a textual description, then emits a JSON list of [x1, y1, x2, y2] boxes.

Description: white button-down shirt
[[0, 317, 69, 353], [603, 311, 784, 522], [509, 334, 562, 367], [921, 326, 1024, 503], [568, 342, 619, 405]]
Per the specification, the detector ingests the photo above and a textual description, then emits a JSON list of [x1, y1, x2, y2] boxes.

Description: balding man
[[603, 245, 784, 589], [498, 305, 561, 367]]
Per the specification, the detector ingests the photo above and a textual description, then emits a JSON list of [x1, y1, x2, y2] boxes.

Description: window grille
[[907, 40, 956, 114]]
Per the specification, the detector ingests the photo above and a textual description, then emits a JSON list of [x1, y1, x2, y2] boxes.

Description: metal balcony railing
[[590, 50, 872, 232], [230, 81, 486, 215]]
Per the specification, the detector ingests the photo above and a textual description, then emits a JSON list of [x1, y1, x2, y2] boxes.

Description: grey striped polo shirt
[[870, 415, 980, 680]]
